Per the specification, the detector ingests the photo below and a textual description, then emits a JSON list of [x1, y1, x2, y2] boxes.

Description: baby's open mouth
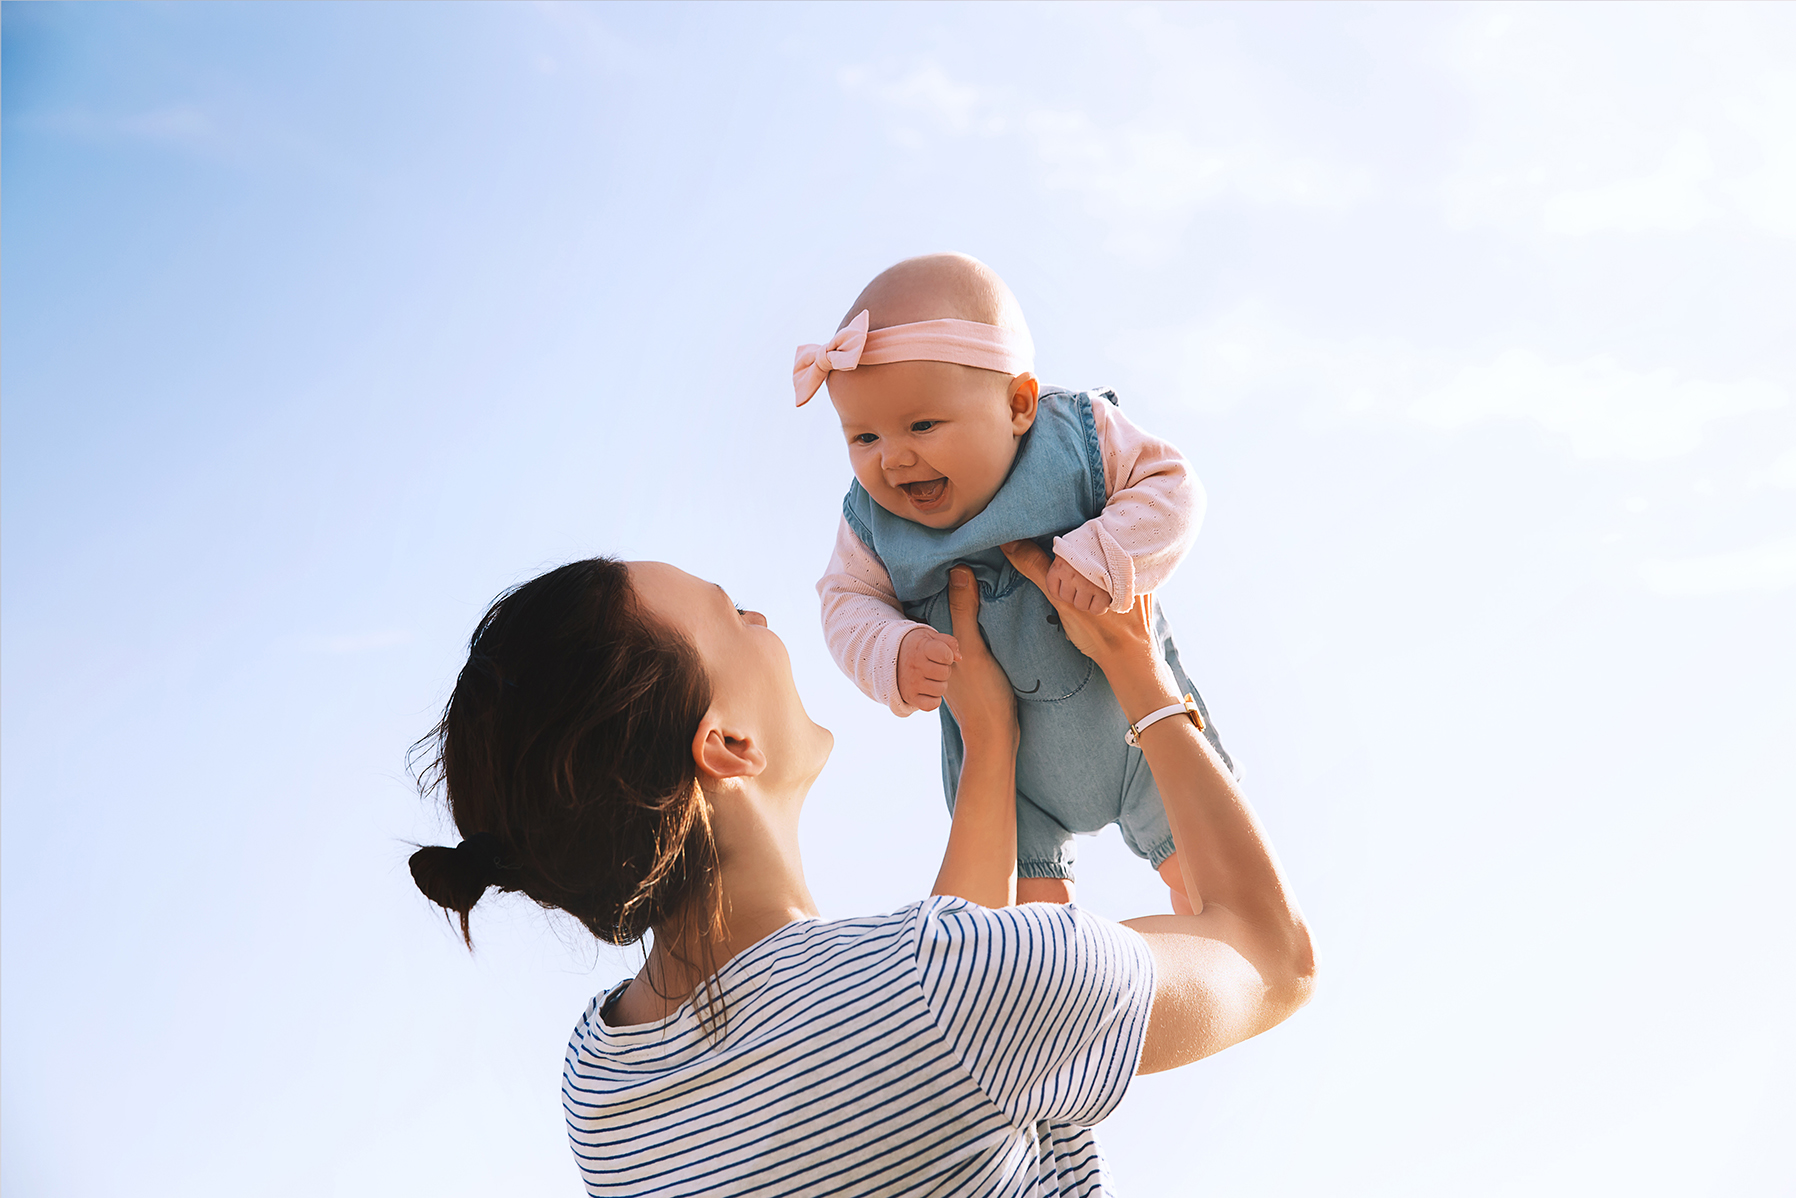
[[901, 478, 948, 507]]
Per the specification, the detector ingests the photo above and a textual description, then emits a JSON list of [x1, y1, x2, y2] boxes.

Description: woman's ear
[[692, 715, 767, 781], [1008, 373, 1040, 434]]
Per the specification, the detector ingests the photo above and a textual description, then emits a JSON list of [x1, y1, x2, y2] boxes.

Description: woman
[[410, 540, 1314, 1196]]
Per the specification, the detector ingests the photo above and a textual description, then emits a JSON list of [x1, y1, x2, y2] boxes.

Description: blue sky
[[3, 3, 1792, 1195]]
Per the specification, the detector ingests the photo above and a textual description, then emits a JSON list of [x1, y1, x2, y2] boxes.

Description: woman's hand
[[940, 566, 1018, 754], [999, 540, 1174, 722]]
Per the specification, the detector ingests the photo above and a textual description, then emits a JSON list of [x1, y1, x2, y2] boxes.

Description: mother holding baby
[[409, 258, 1314, 1197]]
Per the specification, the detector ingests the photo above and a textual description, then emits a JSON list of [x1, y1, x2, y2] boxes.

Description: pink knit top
[[817, 398, 1202, 716]]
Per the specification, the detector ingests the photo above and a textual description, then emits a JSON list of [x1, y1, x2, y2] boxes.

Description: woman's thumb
[[1000, 539, 1051, 588], [948, 565, 980, 638]]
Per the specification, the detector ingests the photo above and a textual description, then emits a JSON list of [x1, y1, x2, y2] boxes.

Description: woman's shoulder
[[912, 898, 1151, 973], [911, 900, 1157, 1132], [789, 896, 1149, 980], [571, 901, 956, 1048], [572, 900, 1147, 1051], [773, 896, 953, 958]]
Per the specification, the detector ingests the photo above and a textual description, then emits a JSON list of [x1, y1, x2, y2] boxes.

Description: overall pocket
[[909, 570, 1093, 703]]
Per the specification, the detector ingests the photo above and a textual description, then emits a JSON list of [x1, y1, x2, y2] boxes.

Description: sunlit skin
[[826, 362, 1193, 909], [828, 252, 1113, 616], [825, 358, 1039, 531], [610, 560, 1063, 1018], [600, 556, 1313, 1076], [821, 253, 1190, 909], [612, 562, 830, 1028], [628, 562, 835, 800]]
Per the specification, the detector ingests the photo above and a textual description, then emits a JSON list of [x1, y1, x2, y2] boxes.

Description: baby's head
[[807, 253, 1039, 530]]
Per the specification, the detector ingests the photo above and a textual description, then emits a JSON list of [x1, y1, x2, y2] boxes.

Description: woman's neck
[[612, 778, 819, 1027]]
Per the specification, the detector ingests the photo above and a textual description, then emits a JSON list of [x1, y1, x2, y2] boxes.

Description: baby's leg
[[1158, 853, 1195, 916], [1016, 791, 1076, 905], [1017, 877, 1075, 904]]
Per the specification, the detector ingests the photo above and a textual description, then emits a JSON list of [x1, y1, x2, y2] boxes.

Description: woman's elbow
[[1270, 918, 1318, 1015]]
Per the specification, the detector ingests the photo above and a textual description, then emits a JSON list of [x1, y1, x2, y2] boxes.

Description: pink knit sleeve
[[1050, 398, 1204, 612], [818, 517, 931, 717]]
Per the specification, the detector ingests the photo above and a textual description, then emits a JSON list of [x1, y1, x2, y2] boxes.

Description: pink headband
[[793, 309, 1035, 406]]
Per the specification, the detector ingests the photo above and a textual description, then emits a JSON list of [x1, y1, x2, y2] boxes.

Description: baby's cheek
[[849, 458, 887, 495]]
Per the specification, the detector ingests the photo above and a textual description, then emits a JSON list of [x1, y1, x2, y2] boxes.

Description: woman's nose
[[744, 610, 768, 628]]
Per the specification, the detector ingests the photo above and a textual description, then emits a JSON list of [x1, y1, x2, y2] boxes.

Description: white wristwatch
[[1124, 693, 1204, 747]]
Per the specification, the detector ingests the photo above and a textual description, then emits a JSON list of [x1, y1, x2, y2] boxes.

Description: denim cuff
[[1017, 858, 1076, 881], [1143, 835, 1178, 871]]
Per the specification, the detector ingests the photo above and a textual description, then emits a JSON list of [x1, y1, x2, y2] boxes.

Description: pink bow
[[792, 310, 870, 407]]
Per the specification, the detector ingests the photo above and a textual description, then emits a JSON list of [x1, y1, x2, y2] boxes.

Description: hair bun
[[410, 833, 510, 938]]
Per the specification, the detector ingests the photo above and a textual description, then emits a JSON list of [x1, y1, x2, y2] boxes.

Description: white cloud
[[1639, 538, 1796, 596], [1539, 128, 1716, 236], [1441, 6, 1796, 239], [1724, 74, 1796, 239], [1113, 308, 1788, 462], [839, 7, 1795, 248], [1023, 109, 1369, 219], [839, 48, 1371, 257], [838, 64, 1000, 136], [27, 104, 219, 150], [1410, 350, 1788, 462], [534, 3, 653, 80], [117, 105, 215, 146], [1109, 306, 1422, 416], [1749, 447, 1796, 490]]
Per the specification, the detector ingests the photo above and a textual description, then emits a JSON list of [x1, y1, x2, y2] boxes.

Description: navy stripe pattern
[[562, 897, 1155, 1197]]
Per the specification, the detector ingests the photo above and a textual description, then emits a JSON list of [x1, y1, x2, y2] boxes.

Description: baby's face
[[828, 360, 1037, 530]]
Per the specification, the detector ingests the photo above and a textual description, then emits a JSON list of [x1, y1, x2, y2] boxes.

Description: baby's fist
[[897, 626, 961, 712], [1045, 556, 1113, 614]]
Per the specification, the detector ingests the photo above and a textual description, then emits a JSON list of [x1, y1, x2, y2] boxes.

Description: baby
[[797, 253, 1235, 909]]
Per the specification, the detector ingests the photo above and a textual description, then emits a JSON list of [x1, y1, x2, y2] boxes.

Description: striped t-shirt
[[562, 896, 1156, 1197]]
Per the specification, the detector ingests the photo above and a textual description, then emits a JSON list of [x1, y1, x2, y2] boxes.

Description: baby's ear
[[1008, 373, 1040, 433]]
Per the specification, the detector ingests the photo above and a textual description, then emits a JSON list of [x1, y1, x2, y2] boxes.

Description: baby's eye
[[852, 433, 878, 445], [910, 421, 937, 433]]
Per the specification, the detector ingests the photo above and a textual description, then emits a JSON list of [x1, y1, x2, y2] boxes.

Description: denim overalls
[[843, 388, 1234, 880]]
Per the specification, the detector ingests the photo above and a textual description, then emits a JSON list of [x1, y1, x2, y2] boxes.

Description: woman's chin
[[792, 724, 833, 787]]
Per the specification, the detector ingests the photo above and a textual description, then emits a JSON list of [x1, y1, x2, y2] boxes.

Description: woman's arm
[[1002, 540, 1317, 1072], [930, 566, 1020, 910]]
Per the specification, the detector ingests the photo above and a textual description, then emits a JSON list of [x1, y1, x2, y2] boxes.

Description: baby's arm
[[1050, 397, 1205, 613], [819, 518, 961, 715]]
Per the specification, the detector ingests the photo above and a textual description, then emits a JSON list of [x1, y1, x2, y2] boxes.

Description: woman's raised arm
[[930, 565, 1021, 910], [1002, 540, 1317, 1073]]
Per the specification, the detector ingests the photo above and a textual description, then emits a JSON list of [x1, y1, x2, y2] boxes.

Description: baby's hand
[[898, 626, 961, 712], [1046, 556, 1112, 614]]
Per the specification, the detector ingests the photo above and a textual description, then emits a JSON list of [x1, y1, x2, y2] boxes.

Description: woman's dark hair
[[408, 558, 725, 1011]]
